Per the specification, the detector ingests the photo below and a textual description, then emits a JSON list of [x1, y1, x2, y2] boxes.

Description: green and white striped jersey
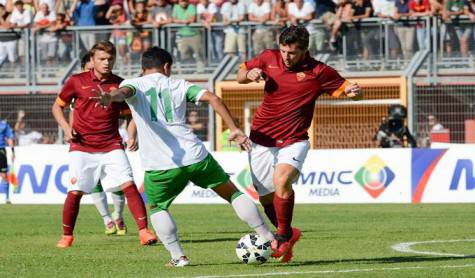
[[120, 72, 208, 170]]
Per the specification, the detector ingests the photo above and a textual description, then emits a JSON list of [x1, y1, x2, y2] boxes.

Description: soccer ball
[[235, 234, 272, 265]]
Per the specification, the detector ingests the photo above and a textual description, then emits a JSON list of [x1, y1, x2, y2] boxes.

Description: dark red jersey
[[56, 70, 130, 153], [243, 49, 349, 147]]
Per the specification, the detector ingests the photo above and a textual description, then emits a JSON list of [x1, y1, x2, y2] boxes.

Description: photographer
[[374, 104, 417, 148]]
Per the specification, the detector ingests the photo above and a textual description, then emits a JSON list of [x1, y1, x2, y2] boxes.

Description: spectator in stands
[[187, 110, 206, 141], [429, 0, 443, 15], [22, 0, 34, 13], [106, 1, 129, 65], [409, 0, 431, 50], [33, 3, 57, 65], [172, 0, 205, 71], [151, 0, 172, 27], [248, 0, 273, 55], [350, 0, 373, 59], [372, 0, 400, 61], [329, 0, 353, 52], [0, 3, 19, 70], [315, 0, 337, 51], [197, 0, 224, 61], [69, 0, 95, 52], [288, 0, 321, 55], [34, 0, 58, 13], [419, 114, 444, 146], [0, 0, 13, 12], [14, 109, 44, 145], [130, 0, 151, 58], [9, 0, 32, 65], [443, 0, 468, 57], [49, 12, 72, 62], [94, 0, 111, 42], [271, 0, 290, 27], [394, 0, 415, 60], [221, 0, 246, 61], [374, 104, 417, 148]]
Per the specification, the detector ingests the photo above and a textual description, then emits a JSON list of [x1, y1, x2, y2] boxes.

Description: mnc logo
[[354, 155, 395, 198], [235, 168, 259, 201]]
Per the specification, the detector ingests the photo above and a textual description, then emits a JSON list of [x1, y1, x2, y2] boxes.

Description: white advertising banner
[[411, 145, 475, 203], [3, 145, 414, 204]]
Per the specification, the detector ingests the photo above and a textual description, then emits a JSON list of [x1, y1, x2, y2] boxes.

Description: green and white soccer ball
[[235, 234, 272, 265]]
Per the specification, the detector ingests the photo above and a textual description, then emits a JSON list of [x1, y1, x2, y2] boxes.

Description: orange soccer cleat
[[139, 228, 158, 246], [56, 235, 74, 248], [271, 227, 301, 263]]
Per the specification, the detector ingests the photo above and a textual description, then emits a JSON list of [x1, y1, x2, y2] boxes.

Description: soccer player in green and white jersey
[[91, 47, 275, 267]]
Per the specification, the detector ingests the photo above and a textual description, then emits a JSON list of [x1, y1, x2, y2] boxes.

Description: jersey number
[[145, 88, 173, 122]]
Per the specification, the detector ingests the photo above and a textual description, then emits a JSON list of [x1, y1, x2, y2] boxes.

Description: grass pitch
[[0, 204, 474, 277]]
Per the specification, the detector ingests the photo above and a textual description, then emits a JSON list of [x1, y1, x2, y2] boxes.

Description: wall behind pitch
[[3, 145, 474, 204]]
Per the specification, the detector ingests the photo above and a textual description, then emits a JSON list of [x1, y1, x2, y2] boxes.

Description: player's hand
[[228, 129, 252, 152], [344, 82, 362, 100], [127, 137, 138, 152], [246, 68, 265, 83], [89, 85, 112, 108], [64, 127, 79, 143]]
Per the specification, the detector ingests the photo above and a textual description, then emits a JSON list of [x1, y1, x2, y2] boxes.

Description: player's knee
[[69, 190, 84, 196]]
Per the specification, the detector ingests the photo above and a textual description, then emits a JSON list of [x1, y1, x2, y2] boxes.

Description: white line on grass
[[188, 263, 475, 278], [392, 239, 475, 257]]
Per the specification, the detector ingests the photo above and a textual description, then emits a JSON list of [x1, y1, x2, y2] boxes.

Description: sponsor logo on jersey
[[354, 155, 395, 198], [296, 72, 306, 81]]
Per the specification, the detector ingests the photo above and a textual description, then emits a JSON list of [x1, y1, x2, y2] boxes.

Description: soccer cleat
[[115, 218, 127, 236], [105, 221, 117, 235], [165, 256, 190, 267], [56, 235, 74, 248], [271, 227, 301, 263], [139, 228, 158, 245]]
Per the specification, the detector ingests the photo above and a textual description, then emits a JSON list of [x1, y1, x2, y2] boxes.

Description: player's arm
[[126, 119, 138, 152], [90, 87, 135, 107], [52, 101, 77, 142], [199, 91, 252, 152], [237, 66, 264, 84]]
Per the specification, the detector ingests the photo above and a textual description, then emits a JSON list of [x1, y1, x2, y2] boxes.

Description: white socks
[[231, 193, 275, 242], [151, 210, 185, 260], [111, 192, 125, 220], [91, 192, 112, 225]]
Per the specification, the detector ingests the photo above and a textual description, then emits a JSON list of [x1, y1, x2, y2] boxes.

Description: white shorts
[[249, 140, 310, 196], [68, 149, 133, 193]]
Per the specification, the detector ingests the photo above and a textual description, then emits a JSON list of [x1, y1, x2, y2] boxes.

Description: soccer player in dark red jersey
[[237, 25, 362, 263], [52, 41, 157, 248]]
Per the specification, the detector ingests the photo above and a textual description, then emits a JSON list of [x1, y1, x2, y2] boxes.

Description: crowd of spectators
[[0, 0, 475, 69]]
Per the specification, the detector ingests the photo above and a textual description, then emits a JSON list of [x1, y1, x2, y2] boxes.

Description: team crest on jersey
[[296, 72, 306, 81]]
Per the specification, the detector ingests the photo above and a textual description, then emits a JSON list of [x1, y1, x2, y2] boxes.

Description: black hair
[[141, 46, 173, 70], [388, 104, 407, 120], [279, 25, 309, 50], [81, 52, 91, 70]]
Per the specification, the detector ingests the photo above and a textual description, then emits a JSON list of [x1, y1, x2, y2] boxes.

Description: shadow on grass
[[263, 255, 475, 268]]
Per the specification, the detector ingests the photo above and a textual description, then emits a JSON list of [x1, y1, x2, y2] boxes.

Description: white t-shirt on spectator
[[197, 3, 218, 17], [248, 2, 271, 31], [34, 11, 57, 42], [288, 2, 315, 33], [373, 0, 396, 17], [9, 9, 33, 27], [18, 131, 43, 146], [221, 1, 246, 33]]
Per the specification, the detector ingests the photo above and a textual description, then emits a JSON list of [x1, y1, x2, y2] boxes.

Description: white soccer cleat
[[165, 256, 190, 267]]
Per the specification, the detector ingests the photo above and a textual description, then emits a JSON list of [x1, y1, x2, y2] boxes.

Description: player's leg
[[271, 140, 310, 262], [90, 182, 116, 235], [111, 190, 126, 235], [190, 154, 274, 242], [100, 150, 156, 245], [57, 151, 98, 248], [145, 168, 190, 267], [0, 148, 10, 204], [249, 143, 278, 227]]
